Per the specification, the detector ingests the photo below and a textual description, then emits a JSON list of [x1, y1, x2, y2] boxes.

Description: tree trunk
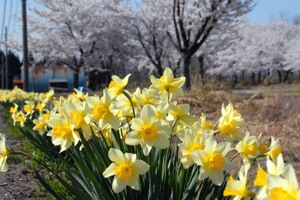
[[155, 64, 163, 77], [283, 69, 291, 82], [251, 72, 256, 85], [278, 70, 282, 83], [232, 74, 238, 88], [181, 54, 191, 90], [73, 70, 79, 89], [198, 55, 205, 85], [258, 71, 261, 84]]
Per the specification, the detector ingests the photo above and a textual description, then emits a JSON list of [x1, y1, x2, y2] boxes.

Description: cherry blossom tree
[[21, 0, 128, 88], [167, 0, 254, 90], [207, 21, 300, 84], [124, 0, 178, 76]]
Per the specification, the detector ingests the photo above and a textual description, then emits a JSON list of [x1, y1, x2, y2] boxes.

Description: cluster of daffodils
[[0, 67, 299, 199]]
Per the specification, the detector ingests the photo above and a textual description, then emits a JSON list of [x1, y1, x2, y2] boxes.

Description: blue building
[[21, 65, 85, 92]]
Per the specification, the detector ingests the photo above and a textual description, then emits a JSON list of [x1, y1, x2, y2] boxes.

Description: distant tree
[[8, 0, 129, 89], [207, 21, 300, 84], [167, 0, 254, 90], [126, 0, 176, 76], [293, 15, 300, 25]]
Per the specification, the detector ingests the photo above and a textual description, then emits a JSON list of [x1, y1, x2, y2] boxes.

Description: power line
[[7, 0, 14, 33], [12, 0, 19, 39]]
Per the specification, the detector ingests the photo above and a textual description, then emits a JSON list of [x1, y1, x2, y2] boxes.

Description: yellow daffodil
[[103, 148, 150, 193], [86, 89, 120, 130], [13, 111, 26, 127], [133, 88, 159, 108], [9, 103, 18, 114], [68, 88, 88, 102], [47, 113, 80, 152], [266, 137, 282, 160], [0, 133, 9, 172], [236, 132, 259, 162], [224, 163, 255, 199], [61, 101, 92, 141], [149, 67, 185, 96], [178, 130, 207, 168], [125, 105, 171, 156], [167, 102, 196, 127], [190, 138, 233, 185], [52, 96, 67, 113], [267, 165, 300, 200], [255, 166, 269, 187], [218, 103, 244, 140], [33, 111, 51, 135], [42, 88, 55, 103], [111, 93, 135, 120], [35, 102, 46, 112], [200, 113, 213, 131], [23, 100, 35, 118], [108, 74, 131, 98], [254, 154, 287, 199], [266, 153, 286, 176]]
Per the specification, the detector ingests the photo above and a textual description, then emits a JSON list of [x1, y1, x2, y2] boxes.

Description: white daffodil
[[103, 148, 149, 193]]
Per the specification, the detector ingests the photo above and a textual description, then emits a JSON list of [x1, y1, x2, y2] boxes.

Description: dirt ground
[[0, 106, 49, 199], [179, 88, 300, 180], [0, 86, 299, 199]]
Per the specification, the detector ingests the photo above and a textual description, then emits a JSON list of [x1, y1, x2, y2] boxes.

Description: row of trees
[[7, 0, 300, 90], [207, 21, 300, 84]]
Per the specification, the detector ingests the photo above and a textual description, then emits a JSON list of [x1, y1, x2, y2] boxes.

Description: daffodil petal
[[102, 163, 117, 178]]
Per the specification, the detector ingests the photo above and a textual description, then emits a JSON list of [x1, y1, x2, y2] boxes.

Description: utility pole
[[22, 0, 29, 91], [1, 52, 4, 89], [5, 27, 8, 89]]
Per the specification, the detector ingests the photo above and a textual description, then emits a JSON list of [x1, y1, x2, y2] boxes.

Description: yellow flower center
[[188, 143, 204, 154], [36, 122, 46, 130], [42, 113, 50, 121], [141, 124, 157, 141], [269, 188, 296, 200], [201, 122, 213, 130], [258, 143, 268, 154], [17, 114, 26, 123], [0, 149, 9, 157], [220, 123, 237, 135], [163, 83, 172, 92], [71, 111, 84, 127], [10, 107, 16, 113], [109, 81, 123, 95], [206, 152, 225, 170], [271, 146, 282, 159], [24, 105, 33, 113], [36, 103, 43, 111], [108, 81, 116, 89], [242, 143, 257, 156], [93, 105, 108, 119], [254, 167, 268, 187], [156, 112, 165, 119], [116, 163, 134, 181], [52, 125, 72, 139]]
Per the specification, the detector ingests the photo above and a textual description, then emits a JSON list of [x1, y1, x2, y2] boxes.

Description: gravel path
[[0, 105, 50, 200]]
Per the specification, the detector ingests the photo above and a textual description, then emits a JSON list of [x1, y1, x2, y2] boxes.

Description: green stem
[[122, 91, 136, 118], [11, 151, 57, 174]]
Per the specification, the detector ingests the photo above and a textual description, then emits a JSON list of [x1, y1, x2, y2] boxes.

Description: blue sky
[[247, 0, 300, 22], [0, 0, 300, 51]]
